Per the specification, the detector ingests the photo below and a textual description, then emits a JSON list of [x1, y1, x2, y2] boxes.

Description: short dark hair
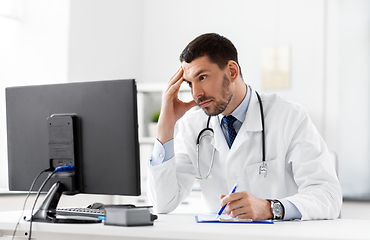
[[179, 33, 242, 77]]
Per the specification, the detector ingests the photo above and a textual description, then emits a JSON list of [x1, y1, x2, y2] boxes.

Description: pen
[[216, 183, 238, 219]]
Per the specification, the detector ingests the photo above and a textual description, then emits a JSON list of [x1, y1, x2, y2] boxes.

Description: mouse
[[87, 202, 105, 209]]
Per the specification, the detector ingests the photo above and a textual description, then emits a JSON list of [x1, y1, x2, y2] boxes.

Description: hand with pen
[[219, 185, 273, 221]]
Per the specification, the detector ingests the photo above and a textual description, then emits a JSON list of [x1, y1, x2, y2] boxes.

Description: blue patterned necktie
[[223, 115, 237, 148]]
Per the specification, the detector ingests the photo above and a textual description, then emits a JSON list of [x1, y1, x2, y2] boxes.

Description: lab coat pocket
[[245, 158, 286, 199]]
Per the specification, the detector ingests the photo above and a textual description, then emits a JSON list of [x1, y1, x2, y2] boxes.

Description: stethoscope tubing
[[255, 92, 266, 163]]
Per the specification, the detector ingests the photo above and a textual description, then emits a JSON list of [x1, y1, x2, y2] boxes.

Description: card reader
[[104, 205, 157, 226]]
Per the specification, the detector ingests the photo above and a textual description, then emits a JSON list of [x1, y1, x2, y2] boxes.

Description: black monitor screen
[[6, 79, 140, 197]]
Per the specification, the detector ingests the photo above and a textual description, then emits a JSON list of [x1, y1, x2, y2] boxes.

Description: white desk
[[0, 211, 369, 240]]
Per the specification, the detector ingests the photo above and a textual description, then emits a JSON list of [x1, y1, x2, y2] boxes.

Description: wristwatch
[[267, 199, 284, 220]]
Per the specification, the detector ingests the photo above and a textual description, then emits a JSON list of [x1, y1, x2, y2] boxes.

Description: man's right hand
[[156, 67, 196, 144]]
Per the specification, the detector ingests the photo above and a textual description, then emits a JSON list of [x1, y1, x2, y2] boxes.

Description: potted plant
[[148, 110, 160, 137]]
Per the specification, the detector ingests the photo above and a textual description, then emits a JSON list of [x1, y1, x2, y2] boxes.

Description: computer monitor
[[5, 79, 140, 222]]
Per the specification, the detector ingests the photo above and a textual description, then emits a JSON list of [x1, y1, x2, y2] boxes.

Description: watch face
[[273, 203, 283, 218]]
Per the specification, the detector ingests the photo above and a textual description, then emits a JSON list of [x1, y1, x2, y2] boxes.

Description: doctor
[[147, 33, 342, 221]]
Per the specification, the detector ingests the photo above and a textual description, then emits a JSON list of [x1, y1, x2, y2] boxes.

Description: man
[[147, 33, 342, 221]]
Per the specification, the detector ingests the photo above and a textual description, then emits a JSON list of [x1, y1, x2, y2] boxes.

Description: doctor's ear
[[227, 60, 239, 82]]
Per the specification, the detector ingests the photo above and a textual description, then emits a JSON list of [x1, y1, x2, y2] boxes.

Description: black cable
[[28, 170, 56, 240], [11, 167, 54, 240]]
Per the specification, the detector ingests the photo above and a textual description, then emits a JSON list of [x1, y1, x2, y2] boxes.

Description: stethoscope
[[195, 91, 267, 180]]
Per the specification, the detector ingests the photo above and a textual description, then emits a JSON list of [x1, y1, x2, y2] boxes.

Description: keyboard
[[56, 207, 105, 218]]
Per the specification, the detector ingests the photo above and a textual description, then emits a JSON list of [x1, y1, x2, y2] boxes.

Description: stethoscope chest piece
[[259, 162, 268, 178]]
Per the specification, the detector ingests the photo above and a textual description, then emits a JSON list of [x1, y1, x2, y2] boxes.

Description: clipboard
[[195, 214, 273, 224]]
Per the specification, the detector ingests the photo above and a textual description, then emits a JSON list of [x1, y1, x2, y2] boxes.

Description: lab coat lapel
[[210, 116, 228, 154], [245, 90, 263, 132], [228, 91, 263, 157]]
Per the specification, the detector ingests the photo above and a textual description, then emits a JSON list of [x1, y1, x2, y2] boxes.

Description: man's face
[[182, 56, 233, 116]]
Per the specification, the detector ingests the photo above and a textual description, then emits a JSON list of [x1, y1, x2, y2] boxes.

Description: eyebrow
[[193, 69, 207, 78], [183, 69, 208, 83]]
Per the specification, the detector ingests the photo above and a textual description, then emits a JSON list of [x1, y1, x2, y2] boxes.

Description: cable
[[11, 167, 54, 240], [11, 165, 74, 240], [28, 170, 56, 240], [28, 166, 73, 240]]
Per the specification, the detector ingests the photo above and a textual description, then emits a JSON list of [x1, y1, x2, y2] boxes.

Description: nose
[[191, 82, 204, 100]]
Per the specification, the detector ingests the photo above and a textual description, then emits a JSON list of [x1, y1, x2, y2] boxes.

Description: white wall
[[67, 0, 145, 82], [0, 0, 70, 188], [327, 0, 370, 198]]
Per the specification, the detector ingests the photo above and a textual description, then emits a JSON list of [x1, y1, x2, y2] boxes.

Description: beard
[[197, 74, 233, 116]]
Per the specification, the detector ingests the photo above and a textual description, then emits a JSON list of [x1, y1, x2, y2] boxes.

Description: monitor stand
[[31, 182, 100, 223]]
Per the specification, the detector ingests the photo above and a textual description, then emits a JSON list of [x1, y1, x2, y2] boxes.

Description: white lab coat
[[147, 90, 342, 220]]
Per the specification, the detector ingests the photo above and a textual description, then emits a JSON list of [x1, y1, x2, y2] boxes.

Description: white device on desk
[[104, 205, 157, 226]]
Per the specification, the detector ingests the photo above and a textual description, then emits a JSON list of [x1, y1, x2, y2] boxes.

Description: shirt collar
[[218, 84, 252, 124]]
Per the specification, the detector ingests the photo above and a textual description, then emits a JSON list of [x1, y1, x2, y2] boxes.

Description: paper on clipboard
[[195, 214, 273, 224]]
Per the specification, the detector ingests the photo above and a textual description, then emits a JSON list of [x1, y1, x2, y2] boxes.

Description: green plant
[[151, 110, 160, 122]]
